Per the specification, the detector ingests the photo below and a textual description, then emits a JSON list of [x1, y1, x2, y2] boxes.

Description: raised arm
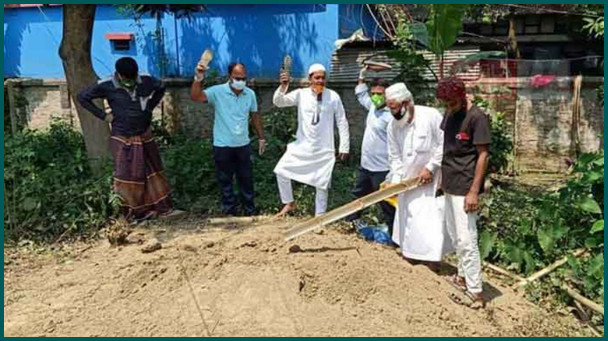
[[354, 83, 373, 111], [190, 63, 209, 103]]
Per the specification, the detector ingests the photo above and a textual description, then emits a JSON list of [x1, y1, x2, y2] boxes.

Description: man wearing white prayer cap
[[272, 63, 350, 217], [384, 82, 448, 269]]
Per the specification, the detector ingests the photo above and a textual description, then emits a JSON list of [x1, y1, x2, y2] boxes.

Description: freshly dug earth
[[3, 218, 593, 337]]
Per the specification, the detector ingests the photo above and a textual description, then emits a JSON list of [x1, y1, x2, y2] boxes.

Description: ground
[[3, 217, 594, 337]]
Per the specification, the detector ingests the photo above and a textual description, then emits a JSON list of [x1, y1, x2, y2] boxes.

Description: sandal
[[448, 291, 486, 310], [445, 275, 467, 292], [446, 275, 486, 309]]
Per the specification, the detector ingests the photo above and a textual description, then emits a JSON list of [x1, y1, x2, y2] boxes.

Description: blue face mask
[[231, 79, 246, 90]]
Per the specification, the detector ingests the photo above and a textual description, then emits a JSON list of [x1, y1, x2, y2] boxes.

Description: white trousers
[[277, 174, 328, 217], [444, 193, 483, 294]]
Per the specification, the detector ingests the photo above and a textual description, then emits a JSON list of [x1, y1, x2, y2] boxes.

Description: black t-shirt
[[77, 75, 166, 137], [440, 105, 491, 196]]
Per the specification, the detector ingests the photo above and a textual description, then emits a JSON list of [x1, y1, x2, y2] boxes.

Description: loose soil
[[3, 217, 594, 337]]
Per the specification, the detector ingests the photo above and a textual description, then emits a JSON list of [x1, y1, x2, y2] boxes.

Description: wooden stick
[[483, 262, 525, 281], [563, 285, 604, 316], [570, 75, 583, 155], [573, 300, 590, 322], [4, 181, 12, 233], [586, 324, 603, 338], [517, 249, 586, 287], [284, 178, 419, 241], [206, 216, 267, 226], [572, 301, 605, 337]]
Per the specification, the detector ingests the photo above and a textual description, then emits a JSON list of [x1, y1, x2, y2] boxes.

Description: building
[[4, 4, 604, 173], [4, 4, 381, 79]]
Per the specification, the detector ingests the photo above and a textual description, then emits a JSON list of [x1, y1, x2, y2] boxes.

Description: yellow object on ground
[[380, 182, 398, 207]]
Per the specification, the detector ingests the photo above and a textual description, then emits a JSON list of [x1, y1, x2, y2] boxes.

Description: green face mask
[[119, 79, 136, 89], [371, 94, 386, 108]]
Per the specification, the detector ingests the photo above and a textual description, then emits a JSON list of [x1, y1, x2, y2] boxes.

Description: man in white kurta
[[273, 64, 350, 217], [385, 83, 446, 263]]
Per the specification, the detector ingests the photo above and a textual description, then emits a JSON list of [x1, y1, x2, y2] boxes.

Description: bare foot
[[274, 203, 296, 219]]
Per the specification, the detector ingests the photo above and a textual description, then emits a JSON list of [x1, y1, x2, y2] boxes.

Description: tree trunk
[[508, 16, 521, 59], [59, 4, 110, 176]]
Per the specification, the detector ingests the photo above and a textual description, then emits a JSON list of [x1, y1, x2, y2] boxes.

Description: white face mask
[[231, 79, 246, 90]]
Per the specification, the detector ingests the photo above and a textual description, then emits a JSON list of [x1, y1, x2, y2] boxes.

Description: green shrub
[[479, 150, 604, 304], [4, 108, 366, 241], [4, 122, 118, 242], [159, 107, 360, 216], [472, 96, 514, 174]]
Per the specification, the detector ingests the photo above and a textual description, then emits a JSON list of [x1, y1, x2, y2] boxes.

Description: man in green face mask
[[345, 67, 395, 235], [77, 57, 185, 223]]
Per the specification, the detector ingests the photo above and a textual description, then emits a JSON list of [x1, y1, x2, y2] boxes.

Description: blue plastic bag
[[356, 222, 393, 245]]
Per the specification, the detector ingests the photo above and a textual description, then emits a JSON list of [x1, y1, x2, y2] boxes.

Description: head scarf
[[437, 76, 466, 101]]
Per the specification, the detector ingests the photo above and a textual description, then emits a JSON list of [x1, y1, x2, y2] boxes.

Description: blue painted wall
[[4, 4, 378, 79]]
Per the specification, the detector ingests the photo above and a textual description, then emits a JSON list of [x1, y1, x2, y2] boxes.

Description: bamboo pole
[[570, 75, 583, 156], [284, 178, 420, 241], [517, 248, 587, 287], [563, 285, 604, 316]]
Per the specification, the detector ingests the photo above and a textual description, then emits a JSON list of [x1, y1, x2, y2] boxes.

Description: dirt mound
[[4, 218, 593, 337]]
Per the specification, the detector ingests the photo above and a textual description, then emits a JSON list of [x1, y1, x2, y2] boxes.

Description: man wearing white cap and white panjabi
[[384, 82, 447, 269], [272, 63, 350, 217]]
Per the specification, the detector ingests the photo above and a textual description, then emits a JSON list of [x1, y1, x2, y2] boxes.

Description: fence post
[[6, 80, 18, 135]]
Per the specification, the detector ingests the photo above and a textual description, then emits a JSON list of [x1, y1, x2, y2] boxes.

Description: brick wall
[[5, 76, 604, 173], [470, 77, 604, 173]]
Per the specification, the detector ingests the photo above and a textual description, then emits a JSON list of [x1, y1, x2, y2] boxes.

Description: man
[[77, 57, 182, 222], [190, 62, 265, 216], [438, 76, 491, 307], [384, 83, 446, 266], [273, 63, 350, 217], [345, 66, 395, 233]]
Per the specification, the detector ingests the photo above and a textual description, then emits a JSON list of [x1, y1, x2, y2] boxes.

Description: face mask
[[231, 79, 246, 90], [312, 84, 325, 94], [118, 77, 136, 89], [391, 105, 406, 120], [371, 94, 385, 108]]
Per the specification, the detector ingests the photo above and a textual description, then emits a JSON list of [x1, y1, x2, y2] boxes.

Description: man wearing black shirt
[[78, 57, 183, 222], [438, 77, 491, 308]]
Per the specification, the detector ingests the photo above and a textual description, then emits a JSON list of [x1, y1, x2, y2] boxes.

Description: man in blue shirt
[[190, 62, 265, 216]]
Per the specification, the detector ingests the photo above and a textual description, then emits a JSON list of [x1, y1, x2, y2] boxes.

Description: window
[[112, 40, 131, 51], [105, 33, 134, 51], [524, 16, 540, 35]]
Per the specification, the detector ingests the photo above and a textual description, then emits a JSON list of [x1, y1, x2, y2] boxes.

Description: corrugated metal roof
[[330, 46, 481, 82]]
